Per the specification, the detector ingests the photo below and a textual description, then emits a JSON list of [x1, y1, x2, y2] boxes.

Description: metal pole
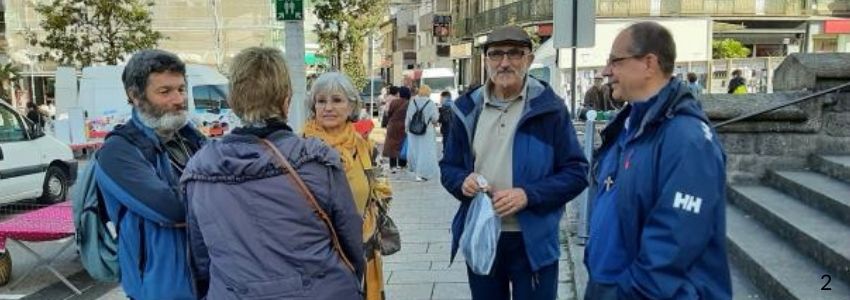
[[578, 109, 597, 245], [285, 20, 308, 133], [569, 0, 578, 118], [369, 32, 375, 117]]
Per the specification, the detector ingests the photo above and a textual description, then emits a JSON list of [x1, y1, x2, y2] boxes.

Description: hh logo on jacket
[[673, 192, 702, 214]]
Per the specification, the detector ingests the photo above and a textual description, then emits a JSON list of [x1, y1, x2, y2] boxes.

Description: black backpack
[[408, 100, 429, 135]]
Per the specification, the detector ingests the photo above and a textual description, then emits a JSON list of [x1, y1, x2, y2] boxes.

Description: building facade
[[448, 0, 850, 89]]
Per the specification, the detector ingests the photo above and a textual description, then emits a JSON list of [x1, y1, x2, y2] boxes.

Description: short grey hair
[[122, 49, 186, 104], [308, 72, 362, 121], [625, 22, 676, 76]]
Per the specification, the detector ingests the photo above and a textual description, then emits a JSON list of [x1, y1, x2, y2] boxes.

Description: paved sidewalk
[[382, 172, 577, 300]]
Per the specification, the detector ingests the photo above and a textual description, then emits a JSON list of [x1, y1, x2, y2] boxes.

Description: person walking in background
[[405, 85, 440, 182], [728, 69, 747, 94], [687, 72, 703, 95], [303, 71, 392, 300], [95, 49, 205, 300], [381, 86, 399, 128], [383, 86, 411, 172], [25, 102, 43, 128], [182, 47, 364, 300], [584, 75, 614, 111], [440, 25, 589, 299], [438, 90, 454, 138], [585, 21, 730, 299]]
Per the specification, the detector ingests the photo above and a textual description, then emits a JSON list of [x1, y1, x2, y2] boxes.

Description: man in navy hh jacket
[[440, 26, 588, 299], [95, 50, 205, 299], [584, 22, 731, 299]]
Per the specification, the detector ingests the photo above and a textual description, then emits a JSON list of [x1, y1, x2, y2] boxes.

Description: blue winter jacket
[[439, 77, 589, 271], [95, 111, 205, 300], [586, 78, 731, 299]]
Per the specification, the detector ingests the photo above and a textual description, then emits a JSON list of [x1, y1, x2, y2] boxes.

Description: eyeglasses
[[486, 49, 527, 61], [606, 54, 644, 67]]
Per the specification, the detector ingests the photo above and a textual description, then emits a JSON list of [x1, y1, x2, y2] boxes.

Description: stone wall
[[702, 53, 850, 183]]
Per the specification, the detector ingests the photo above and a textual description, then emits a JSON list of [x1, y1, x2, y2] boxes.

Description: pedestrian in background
[[440, 25, 588, 300], [728, 69, 747, 94], [304, 71, 392, 300], [95, 49, 205, 300], [585, 21, 730, 299], [383, 86, 410, 172], [182, 47, 364, 300], [687, 72, 703, 95], [405, 85, 440, 181], [438, 90, 454, 138]]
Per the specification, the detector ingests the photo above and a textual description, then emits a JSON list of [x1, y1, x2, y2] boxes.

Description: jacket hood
[[181, 129, 343, 184]]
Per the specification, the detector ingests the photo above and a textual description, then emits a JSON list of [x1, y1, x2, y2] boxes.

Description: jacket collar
[[599, 77, 707, 150]]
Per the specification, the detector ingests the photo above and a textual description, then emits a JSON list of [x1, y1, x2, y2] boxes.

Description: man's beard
[[136, 97, 188, 137]]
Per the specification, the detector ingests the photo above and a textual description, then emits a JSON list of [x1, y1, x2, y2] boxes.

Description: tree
[[313, 0, 386, 89], [25, 0, 163, 68], [712, 38, 751, 59], [0, 63, 20, 102]]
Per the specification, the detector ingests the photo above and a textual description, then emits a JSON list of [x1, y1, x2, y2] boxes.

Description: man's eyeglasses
[[606, 54, 644, 66], [486, 49, 527, 61]]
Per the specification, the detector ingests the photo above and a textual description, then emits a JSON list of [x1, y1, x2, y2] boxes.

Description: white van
[[0, 100, 77, 204], [420, 68, 458, 104], [78, 64, 236, 137]]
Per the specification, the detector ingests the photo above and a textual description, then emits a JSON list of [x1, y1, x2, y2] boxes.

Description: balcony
[[815, 0, 850, 16], [454, 0, 812, 41]]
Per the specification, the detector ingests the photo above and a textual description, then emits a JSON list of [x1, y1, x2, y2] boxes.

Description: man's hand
[[492, 188, 528, 217], [462, 173, 486, 197]]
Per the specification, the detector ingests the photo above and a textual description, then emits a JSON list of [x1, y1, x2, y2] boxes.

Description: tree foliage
[[25, 0, 163, 68], [712, 38, 751, 59], [313, 0, 385, 89]]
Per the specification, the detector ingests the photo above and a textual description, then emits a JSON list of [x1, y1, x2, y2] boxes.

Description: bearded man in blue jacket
[[95, 50, 205, 299], [584, 22, 731, 299], [440, 25, 589, 299]]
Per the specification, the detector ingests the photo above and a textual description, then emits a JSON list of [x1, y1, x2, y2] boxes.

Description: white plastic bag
[[459, 176, 502, 275]]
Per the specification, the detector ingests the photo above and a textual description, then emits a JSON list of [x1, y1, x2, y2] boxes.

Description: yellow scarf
[[303, 119, 373, 213]]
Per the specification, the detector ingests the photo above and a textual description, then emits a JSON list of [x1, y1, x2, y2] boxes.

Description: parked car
[[0, 100, 77, 204], [360, 77, 385, 116]]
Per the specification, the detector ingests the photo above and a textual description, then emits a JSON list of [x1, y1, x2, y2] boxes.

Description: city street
[[0, 151, 580, 299]]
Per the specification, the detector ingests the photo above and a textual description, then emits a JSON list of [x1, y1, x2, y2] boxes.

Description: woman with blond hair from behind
[[405, 85, 440, 181], [303, 72, 392, 300], [182, 48, 365, 299]]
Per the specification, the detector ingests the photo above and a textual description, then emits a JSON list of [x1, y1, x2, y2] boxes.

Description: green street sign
[[276, 0, 303, 21]]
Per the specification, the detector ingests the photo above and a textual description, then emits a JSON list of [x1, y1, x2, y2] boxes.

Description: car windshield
[[193, 84, 230, 110], [422, 77, 454, 92]]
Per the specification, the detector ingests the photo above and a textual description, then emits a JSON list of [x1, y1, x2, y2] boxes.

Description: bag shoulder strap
[[259, 139, 356, 273]]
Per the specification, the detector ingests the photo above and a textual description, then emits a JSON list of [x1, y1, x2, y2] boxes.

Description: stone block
[[823, 112, 850, 137], [817, 135, 850, 154], [718, 133, 756, 154], [755, 134, 818, 156], [388, 270, 468, 284], [824, 93, 850, 112], [384, 283, 433, 299], [773, 53, 850, 91], [432, 283, 471, 299]]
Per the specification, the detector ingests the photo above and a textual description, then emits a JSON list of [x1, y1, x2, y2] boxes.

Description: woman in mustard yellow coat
[[303, 72, 391, 300]]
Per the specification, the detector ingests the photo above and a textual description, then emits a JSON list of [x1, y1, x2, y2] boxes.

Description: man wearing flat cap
[[440, 25, 589, 299]]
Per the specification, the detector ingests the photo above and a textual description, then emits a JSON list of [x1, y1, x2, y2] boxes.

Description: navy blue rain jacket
[[587, 78, 731, 299], [439, 77, 589, 271]]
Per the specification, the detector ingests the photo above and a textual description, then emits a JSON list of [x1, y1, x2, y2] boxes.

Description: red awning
[[824, 20, 850, 34]]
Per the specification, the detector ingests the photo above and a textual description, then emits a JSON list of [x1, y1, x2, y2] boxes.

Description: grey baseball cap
[[481, 26, 532, 51]]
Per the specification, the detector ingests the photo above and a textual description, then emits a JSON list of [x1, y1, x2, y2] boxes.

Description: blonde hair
[[228, 47, 292, 123], [308, 72, 362, 121], [417, 85, 432, 97]]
